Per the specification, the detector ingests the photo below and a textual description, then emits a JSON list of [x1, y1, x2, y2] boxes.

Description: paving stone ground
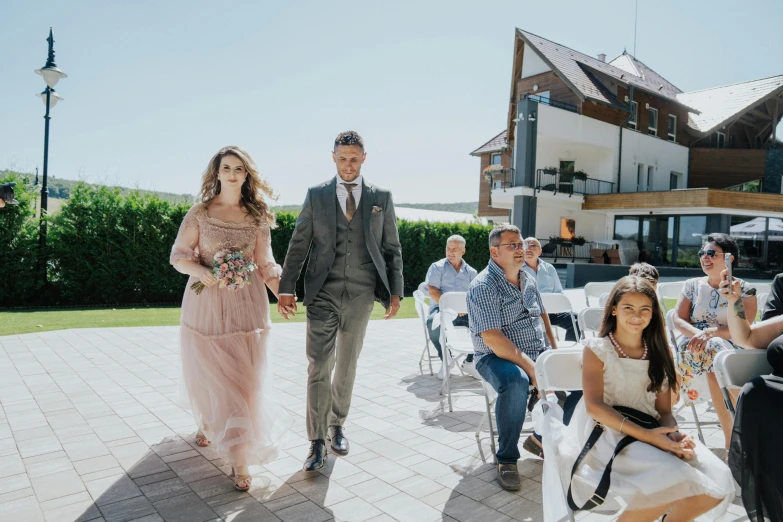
[[0, 309, 748, 522]]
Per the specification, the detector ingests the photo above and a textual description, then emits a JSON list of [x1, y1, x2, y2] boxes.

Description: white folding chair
[[476, 373, 537, 465], [413, 282, 438, 376], [665, 309, 719, 443], [657, 281, 684, 314], [540, 293, 580, 348], [757, 293, 769, 318], [535, 349, 584, 522], [598, 293, 610, 307], [746, 282, 772, 296], [583, 282, 616, 307], [577, 307, 604, 340], [714, 349, 773, 417], [439, 292, 476, 412]]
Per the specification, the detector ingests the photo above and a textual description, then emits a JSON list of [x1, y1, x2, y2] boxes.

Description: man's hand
[[384, 295, 401, 319], [278, 295, 297, 320]]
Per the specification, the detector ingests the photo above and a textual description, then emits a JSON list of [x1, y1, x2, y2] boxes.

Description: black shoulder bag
[[567, 406, 660, 512]]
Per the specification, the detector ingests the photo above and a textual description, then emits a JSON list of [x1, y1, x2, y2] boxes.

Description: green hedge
[[0, 176, 493, 307]]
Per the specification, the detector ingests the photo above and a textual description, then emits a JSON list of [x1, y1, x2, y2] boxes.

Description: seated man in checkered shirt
[[466, 224, 559, 492]]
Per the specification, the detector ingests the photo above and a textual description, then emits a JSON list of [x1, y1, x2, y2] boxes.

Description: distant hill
[[1, 171, 196, 205], [397, 202, 478, 214], [271, 201, 479, 216]]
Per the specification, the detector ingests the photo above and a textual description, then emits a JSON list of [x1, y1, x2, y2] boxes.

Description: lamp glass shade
[[37, 89, 63, 108], [35, 66, 67, 88]]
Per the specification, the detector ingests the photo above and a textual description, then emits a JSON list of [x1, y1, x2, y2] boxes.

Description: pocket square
[[372, 206, 383, 213]]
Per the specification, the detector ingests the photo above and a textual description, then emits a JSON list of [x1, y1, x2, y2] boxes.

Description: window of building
[[648, 107, 658, 136], [628, 101, 638, 130], [490, 153, 501, 165], [538, 90, 550, 102], [614, 216, 639, 241], [668, 114, 676, 142], [637, 163, 645, 191], [676, 215, 708, 267], [731, 215, 766, 269], [647, 165, 655, 191], [670, 172, 681, 190], [559, 160, 575, 173]]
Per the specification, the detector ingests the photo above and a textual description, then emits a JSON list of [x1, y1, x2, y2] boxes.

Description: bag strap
[[567, 424, 638, 512]]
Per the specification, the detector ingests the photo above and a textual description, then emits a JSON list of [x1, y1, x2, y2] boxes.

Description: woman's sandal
[[522, 435, 545, 459], [195, 431, 211, 448], [231, 468, 252, 491]]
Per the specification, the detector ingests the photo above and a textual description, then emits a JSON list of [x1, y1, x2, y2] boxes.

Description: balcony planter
[[483, 164, 503, 184], [572, 170, 588, 181], [548, 236, 564, 245], [572, 236, 587, 246], [543, 167, 558, 175]]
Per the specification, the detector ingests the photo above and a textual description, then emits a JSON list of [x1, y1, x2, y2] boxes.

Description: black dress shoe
[[303, 439, 327, 471], [328, 425, 349, 456]]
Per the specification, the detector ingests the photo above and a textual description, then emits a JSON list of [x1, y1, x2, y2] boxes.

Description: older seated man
[[425, 235, 478, 379], [523, 237, 579, 342], [467, 225, 561, 491]]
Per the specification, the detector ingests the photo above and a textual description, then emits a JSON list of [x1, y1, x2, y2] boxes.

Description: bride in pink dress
[[170, 145, 292, 491]]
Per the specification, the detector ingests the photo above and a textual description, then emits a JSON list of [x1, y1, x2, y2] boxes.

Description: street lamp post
[[34, 28, 67, 296]]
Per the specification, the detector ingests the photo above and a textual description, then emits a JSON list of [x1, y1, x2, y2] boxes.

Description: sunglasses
[[697, 249, 725, 259], [497, 242, 531, 251]]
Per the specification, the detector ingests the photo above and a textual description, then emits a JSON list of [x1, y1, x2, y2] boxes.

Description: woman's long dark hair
[[598, 276, 676, 393]]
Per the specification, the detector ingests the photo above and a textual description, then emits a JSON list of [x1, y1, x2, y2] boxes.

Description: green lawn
[[0, 298, 418, 336]]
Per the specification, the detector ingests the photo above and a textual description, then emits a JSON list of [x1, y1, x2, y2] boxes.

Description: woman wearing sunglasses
[[672, 233, 757, 450]]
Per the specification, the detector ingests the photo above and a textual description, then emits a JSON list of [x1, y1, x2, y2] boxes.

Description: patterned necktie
[[342, 183, 357, 222]]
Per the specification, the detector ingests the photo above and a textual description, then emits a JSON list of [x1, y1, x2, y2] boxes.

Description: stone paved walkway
[[0, 319, 747, 522]]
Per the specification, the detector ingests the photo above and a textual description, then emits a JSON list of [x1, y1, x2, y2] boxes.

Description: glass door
[[640, 216, 674, 265]]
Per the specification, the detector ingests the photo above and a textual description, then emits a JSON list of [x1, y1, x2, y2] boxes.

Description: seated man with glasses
[[672, 233, 758, 451], [523, 237, 579, 342], [466, 225, 559, 491]]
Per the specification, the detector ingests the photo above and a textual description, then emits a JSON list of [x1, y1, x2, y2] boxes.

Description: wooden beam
[[755, 122, 772, 141], [749, 108, 772, 121], [774, 98, 779, 142], [744, 126, 753, 148]]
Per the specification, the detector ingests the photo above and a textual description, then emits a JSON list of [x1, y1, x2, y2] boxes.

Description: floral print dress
[[677, 277, 749, 404]]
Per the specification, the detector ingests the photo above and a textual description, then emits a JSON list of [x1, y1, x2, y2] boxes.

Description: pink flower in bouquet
[[226, 271, 234, 279], [234, 276, 244, 285], [191, 244, 259, 295], [220, 264, 229, 272], [213, 252, 224, 263]]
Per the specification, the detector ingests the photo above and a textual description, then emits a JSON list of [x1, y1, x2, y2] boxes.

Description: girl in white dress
[[558, 276, 734, 521]]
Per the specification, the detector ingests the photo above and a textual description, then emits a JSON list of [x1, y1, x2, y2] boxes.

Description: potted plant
[[572, 169, 588, 181], [548, 235, 564, 245], [542, 166, 558, 175], [483, 164, 503, 183], [572, 236, 587, 245]]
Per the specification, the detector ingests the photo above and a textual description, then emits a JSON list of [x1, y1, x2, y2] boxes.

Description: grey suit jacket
[[279, 177, 404, 308]]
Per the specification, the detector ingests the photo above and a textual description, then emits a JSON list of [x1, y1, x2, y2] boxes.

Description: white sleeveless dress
[[553, 337, 734, 518]]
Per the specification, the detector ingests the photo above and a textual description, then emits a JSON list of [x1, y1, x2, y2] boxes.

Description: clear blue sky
[[2, 0, 782, 205]]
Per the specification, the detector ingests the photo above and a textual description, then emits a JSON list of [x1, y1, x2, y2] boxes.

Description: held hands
[[277, 295, 297, 320], [384, 295, 401, 320], [687, 329, 713, 353], [645, 427, 695, 459], [199, 268, 218, 288]]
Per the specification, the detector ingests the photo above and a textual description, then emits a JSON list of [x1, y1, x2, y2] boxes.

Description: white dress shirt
[[336, 175, 363, 216]]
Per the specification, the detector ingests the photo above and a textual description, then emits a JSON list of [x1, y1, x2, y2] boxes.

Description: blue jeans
[[477, 353, 582, 464], [426, 307, 473, 363]]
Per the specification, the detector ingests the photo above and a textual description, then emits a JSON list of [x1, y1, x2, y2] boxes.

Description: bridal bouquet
[[191, 246, 259, 295]]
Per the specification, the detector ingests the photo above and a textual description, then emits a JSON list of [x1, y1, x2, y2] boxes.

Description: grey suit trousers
[[305, 289, 375, 441]]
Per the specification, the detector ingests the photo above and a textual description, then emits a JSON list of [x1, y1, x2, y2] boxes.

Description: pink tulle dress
[[170, 203, 292, 467]]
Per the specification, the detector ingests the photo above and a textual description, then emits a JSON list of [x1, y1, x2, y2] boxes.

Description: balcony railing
[[484, 167, 513, 190], [535, 169, 615, 196], [725, 178, 763, 193], [520, 93, 578, 114], [537, 238, 592, 262]]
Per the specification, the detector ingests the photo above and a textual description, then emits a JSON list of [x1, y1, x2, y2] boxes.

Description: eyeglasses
[[697, 249, 726, 259], [497, 242, 529, 251]]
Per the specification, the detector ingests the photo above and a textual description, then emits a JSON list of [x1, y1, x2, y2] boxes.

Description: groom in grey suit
[[278, 131, 404, 471]]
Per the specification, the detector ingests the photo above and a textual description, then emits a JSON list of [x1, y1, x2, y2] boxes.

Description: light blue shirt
[[425, 258, 478, 312], [523, 259, 563, 294]]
